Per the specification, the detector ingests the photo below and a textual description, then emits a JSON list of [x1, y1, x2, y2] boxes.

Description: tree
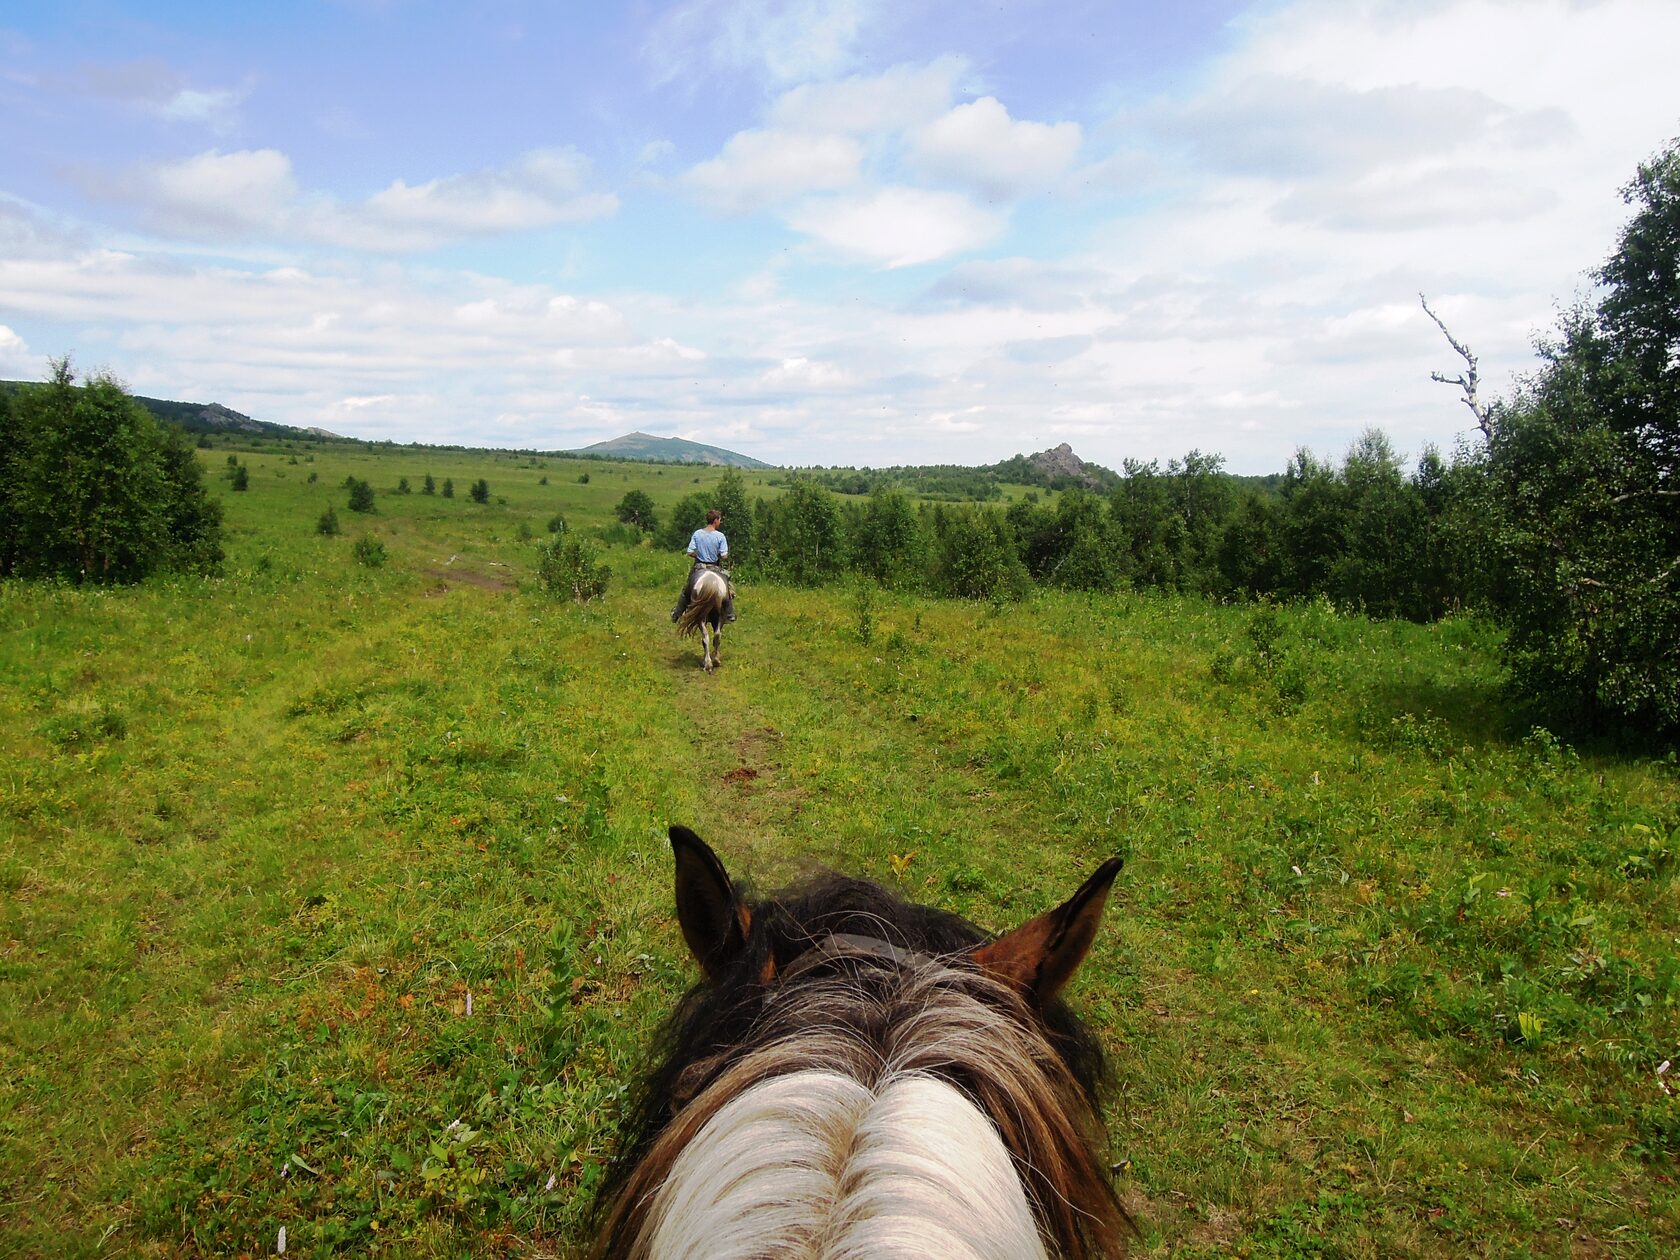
[[442, 477, 454, 498], [659, 492, 711, 551], [348, 478, 376, 512], [933, 507, 1029, 603], [231, 465, 250, 491], [0, 361, 222, 582], [1456, 138, 1680, 734], [615, 489, 657, 532], [856, 486, 927, 589], [470, 478, 490, 504], [423, 473, 436, 495], [1331, 429, 1430, 619], [761, 480, 843, 585], [712, 469, 755, 572]]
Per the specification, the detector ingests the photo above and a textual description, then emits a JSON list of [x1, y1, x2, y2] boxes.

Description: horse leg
[[701, 622, 715, 672], [711, 617, 722, 666]]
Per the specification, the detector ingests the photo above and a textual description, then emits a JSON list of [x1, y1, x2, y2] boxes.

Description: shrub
[[614, 489, 657, 532], [932, 508, 1028, 603], [537, 535, 610, 602], [470, 478, 490, 504], [761, 480, 844, 585], [347, 478, 376, 512], [658, 492, 710, 550], [579, 472, 590, 484], [353, 535, 387, 567], [231, 465, 249, 491], [0, 360, 223, 582], [317, 507, 340, 536], [442, 478, 454, 499], [396, 476, 411, 494], [547, 513, 567, 534], [423, 473, 436, 494]]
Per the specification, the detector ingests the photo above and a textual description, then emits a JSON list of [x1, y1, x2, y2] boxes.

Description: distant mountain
[[0, 381, 342, 441], [569, 430, 772, 468], [136, 396, 345, 441]]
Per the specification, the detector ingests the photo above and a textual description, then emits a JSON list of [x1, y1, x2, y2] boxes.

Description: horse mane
[[591, 872, 1129, 1259]]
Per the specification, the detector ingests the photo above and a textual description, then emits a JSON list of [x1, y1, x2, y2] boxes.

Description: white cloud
[[646, 0, 878, 86], [769, 56, 966, 135], [115, 148, 298, 234], [911, 97, 1082, 198], [75, 57, 248, 133], [1156, 76, 1542, 177], [1274, 166, 1558, 231], [0, 324, 40, 377], [362, 149, 617, 235], [787, 187, 1004, 268], [684, 130, 863, 213], [97, 147, 618, 249], [759, 355, 848, 390]]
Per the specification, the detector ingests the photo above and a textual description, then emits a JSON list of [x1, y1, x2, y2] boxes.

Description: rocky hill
[[568, 430, 771, 468]]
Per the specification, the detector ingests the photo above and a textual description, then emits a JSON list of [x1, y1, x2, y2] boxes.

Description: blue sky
[[1, 0, 1677, 471]]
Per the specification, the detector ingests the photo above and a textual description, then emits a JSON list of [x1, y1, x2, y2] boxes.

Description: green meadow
[[2, 440, 1677, 1258]]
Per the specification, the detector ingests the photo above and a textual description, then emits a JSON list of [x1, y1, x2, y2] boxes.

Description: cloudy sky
[[1, 1, 1676, 472]]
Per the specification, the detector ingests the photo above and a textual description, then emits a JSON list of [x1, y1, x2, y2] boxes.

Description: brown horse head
[[591, 826, 1130, 1259]]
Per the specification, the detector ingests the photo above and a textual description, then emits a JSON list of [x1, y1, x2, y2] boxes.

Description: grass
[[1, 441, 1677, 1257]]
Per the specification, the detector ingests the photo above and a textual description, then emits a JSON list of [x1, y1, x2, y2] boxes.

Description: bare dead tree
[[1420, 293, 1494, 440]]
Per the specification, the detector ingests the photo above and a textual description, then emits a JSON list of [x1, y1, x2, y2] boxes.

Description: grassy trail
[[5, 465, 1679, 1259]]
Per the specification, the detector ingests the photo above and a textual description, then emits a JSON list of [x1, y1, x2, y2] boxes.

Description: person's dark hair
[[706, 509, 723, 525]]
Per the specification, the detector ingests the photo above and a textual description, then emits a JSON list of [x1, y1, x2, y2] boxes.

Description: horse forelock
[[592, 874, 1129, 1259]]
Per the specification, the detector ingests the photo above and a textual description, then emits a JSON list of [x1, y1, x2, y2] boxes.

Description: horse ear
[[670, 825, 751, 980], [972, 856, 1123, 1003]]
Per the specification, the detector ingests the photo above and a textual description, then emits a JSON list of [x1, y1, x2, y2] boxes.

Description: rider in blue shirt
[[671, 509, 736, 623]]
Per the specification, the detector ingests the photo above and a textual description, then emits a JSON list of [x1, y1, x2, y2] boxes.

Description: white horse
[[675, 567, 730, 672]]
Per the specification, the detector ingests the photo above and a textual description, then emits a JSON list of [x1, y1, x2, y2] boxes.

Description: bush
[[347, 478, 375, 512], [0, 360, 223, 582], [396, 476, 411, 494], [932, 508, 1028, 603], [353, 535, 386, 567], [231, 466, 249, 491], [578, 472, 590, 484], [442, 478, 454, 499], [470, 478, 490, 504], [614, 489, 657, 532], [547, 513, 567, 534], [317, 507, 340, 536], [537, 535, 610, 602]]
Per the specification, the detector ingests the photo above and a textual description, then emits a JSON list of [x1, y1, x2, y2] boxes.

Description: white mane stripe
[[643, 1069, 1048, 1260]]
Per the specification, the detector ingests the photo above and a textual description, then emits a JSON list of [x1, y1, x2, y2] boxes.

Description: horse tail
[[676, 569, 729, 638]]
